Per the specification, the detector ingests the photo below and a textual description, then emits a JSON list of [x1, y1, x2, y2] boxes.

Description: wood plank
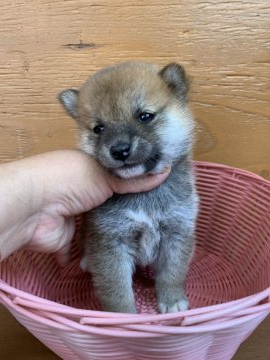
[[0, 1, 269, 358], [0, 0, 269, 176]]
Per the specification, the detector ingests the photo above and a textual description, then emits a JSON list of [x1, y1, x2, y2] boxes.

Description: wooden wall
[[0, 0, 269, 179], [0, 3, 269, 359]]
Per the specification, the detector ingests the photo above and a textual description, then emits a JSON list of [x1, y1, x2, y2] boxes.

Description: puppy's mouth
[[112, 153, 161, 179]]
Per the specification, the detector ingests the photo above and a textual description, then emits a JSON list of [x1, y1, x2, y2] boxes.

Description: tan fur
[[77, 62, 185, 131]]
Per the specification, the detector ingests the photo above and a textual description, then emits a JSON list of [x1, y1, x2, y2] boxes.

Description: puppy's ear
[[159, 63, 189, 102], [58, 89, 79, 119]]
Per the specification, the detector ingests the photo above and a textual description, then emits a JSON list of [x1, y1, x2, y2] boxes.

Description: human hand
[[0, 150, 170, 264]]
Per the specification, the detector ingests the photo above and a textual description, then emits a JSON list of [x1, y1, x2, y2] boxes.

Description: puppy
[[59, 62, 198, 313]]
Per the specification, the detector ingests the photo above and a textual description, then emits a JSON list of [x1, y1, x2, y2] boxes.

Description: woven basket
[[0, 161, 269, 360]]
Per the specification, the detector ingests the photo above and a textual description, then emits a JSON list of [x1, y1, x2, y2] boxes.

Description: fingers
[[109, 167, 171, 194], [27, 216, 75, 267], [55, 217, 75, 266]]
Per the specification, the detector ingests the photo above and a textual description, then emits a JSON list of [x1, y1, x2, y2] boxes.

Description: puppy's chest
[[125, 209, 165, 266]]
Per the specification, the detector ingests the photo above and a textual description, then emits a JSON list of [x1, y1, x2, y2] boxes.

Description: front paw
[[158, 297, 189, 314], [79, 256, 88, 272], [157, 289, 189, 314]]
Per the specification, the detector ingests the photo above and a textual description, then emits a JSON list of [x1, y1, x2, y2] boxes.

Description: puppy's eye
[[138, 112, 155, 123], [93, 124, 104, 134]]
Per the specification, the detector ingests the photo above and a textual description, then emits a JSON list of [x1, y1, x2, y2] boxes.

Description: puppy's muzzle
[[110, 142, 131, 161]]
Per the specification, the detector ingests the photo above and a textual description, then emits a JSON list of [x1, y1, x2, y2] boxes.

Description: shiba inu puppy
[[59, 62, 198, 313]]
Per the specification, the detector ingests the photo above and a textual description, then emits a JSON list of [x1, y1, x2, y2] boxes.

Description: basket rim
[[1, 278, 269, 324], [1, 286, 269, 337]]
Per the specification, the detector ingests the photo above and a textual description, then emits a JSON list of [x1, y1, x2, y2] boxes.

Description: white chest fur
[[126, 209, 161, 266]]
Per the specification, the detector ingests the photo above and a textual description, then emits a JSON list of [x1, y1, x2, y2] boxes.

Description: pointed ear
[[159, 63, 190, 102], [58, 89, 79, 119]]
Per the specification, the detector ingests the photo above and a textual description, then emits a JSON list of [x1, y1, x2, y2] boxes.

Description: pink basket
[[0, 161, 269, 360]]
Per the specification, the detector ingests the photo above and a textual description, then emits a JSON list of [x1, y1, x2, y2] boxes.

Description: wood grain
[[0, 1, 269, 358], [0, 0, 269, 176]]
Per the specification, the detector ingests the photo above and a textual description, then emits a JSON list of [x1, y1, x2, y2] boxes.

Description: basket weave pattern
[[0, 161, 269, 360]]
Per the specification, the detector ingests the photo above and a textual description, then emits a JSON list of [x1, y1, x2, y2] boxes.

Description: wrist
[[0, 159, 40, 259]]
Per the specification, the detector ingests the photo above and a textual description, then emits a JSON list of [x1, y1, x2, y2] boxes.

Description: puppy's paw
[[79, 256, 88, 272], [158, 297, 189, 314], [156, 285, 189, 314]]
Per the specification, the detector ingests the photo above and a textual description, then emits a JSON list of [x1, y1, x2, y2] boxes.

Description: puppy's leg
[[155, 221, 195, 314], [85, 245, 136, 313]]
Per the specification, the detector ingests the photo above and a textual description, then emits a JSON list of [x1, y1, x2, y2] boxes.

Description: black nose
[[110, 142, 131, 161]]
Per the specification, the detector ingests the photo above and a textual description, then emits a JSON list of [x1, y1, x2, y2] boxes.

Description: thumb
[[108, 167, 171, 194], [55, 217, 76, 266]]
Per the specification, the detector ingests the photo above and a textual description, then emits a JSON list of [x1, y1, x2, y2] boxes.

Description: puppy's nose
[[110, 142, 131, 161]]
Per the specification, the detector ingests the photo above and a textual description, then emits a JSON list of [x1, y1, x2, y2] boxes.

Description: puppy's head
[[59, 62, 194, 179]]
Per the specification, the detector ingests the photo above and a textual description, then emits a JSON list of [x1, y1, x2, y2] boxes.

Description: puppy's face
[[59, 62, 194, 179]]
